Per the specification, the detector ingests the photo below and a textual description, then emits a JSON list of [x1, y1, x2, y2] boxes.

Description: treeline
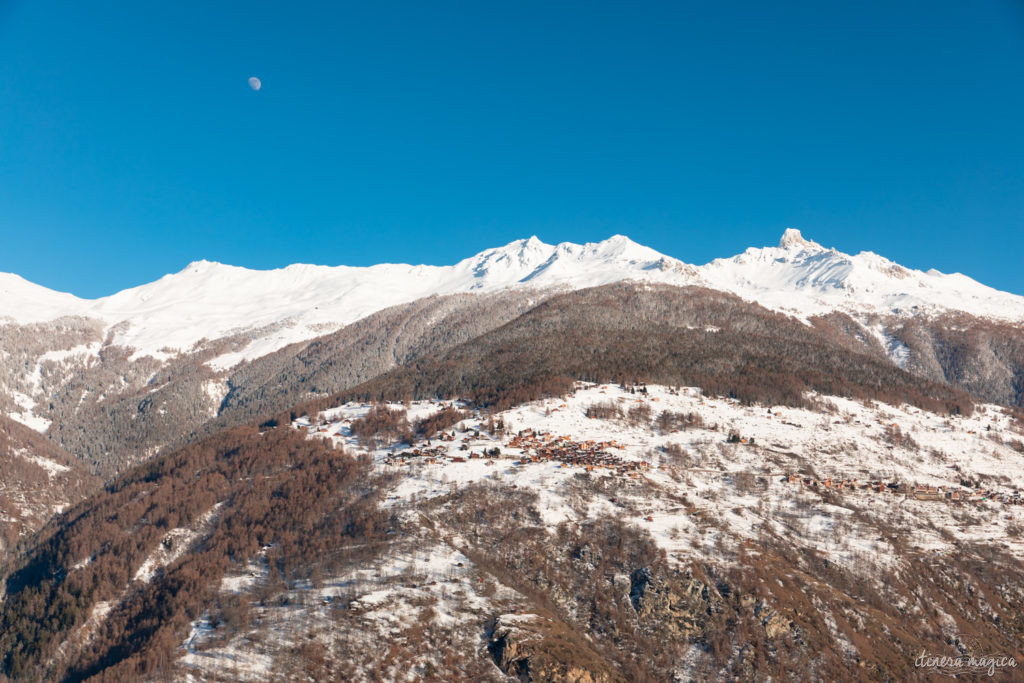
[[0, 425, 392, 681], [297, 283, 975, 419]]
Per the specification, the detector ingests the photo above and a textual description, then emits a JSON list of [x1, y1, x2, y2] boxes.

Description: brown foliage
[[350, 402, 412, 447], [414, 405, 468, 439], [297, 284, 975, 419], [0, 425, 392, 681]]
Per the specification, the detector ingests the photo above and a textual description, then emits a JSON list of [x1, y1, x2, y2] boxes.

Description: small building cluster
[[385, 430, 501, 466], [376, 426, 654, 478], [506, 429, 650, 477]]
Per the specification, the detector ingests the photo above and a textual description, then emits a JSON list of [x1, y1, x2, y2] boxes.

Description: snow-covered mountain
[[0, 272, 89, 322], [1, 234, 685, 368], [6, 233, 1024, 680], [699, 228, 1024, 321], [3, 230, 1022, 370]]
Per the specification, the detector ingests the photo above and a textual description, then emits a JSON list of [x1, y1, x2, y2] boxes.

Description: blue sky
[[1, 1, 1022, 298]]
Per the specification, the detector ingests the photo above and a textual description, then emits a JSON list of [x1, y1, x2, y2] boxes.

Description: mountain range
[[3, 230, 1023, 372], [3, 231, 1024, 680], [1, 230, 1022, 479]]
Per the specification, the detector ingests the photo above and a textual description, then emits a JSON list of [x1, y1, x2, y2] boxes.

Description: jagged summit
[[778, 228, 823, 250]]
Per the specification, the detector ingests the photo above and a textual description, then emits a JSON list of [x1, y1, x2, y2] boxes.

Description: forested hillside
[[304, 283, 974, 417], [0, 416, 100, 566], [5, 290, 539, 478], [4, 380, 1021, 680], [7, 281, 1024, 485], [0, 425, 392, 681]]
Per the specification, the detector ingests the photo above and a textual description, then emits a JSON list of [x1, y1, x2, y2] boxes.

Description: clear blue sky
[[1, 1, 1022, 298]]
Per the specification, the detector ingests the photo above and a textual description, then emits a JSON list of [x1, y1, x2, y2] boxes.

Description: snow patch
[[23, 454, 70, 476], [134, 503, 224, 584]]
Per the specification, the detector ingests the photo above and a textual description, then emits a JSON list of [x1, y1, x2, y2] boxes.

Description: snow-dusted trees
[[300, 283, 976, 420]]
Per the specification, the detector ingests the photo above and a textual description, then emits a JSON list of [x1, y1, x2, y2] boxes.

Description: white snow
[[868, 321, 911, 369], [3, 231, 1021, 372], [24, 454, 70, 477], [37, 342, 101, 364], [202, 379, 229, 416], [7, 399, 52, 433], [300, 383, 1024, 574], [698, 230, 1024, 322], [0, 272, 88, 323], [178, 382, 1024, 678]]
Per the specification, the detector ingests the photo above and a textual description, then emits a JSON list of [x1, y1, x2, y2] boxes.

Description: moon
[[248, 76, 262, 91]]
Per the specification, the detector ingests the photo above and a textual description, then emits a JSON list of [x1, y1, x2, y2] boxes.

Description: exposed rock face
[[740, 595, 798, 639], [488, 613, 623, 683], [628, 567, 720, 642]]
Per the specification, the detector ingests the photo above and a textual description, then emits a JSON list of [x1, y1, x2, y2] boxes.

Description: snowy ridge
[[699, 229, 1024, 321], [0, 272, 87, 322], [0, 235, 690, 367], [3, 231, 1023, 370]]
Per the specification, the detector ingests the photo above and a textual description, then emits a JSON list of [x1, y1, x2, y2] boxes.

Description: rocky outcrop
[[488, 613, 624, 683], [740, 594, 799, 639], [628, 567, 721, 641]]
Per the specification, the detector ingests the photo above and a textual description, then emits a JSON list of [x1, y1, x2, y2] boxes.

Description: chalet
[[911, 486, 943, 501]]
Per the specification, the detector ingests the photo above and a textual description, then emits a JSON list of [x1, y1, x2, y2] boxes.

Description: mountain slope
[[0, 235, 685, 367], [0, 416, 101, 564], [40, 289, 546, 476], [4, 381, 1023, 680], [0, 274, 87, 323], [307, 282, 974, 417], [0, 425, 390, 681], [701, 229, 1024, 321], [4, 231, 1024, 479]]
